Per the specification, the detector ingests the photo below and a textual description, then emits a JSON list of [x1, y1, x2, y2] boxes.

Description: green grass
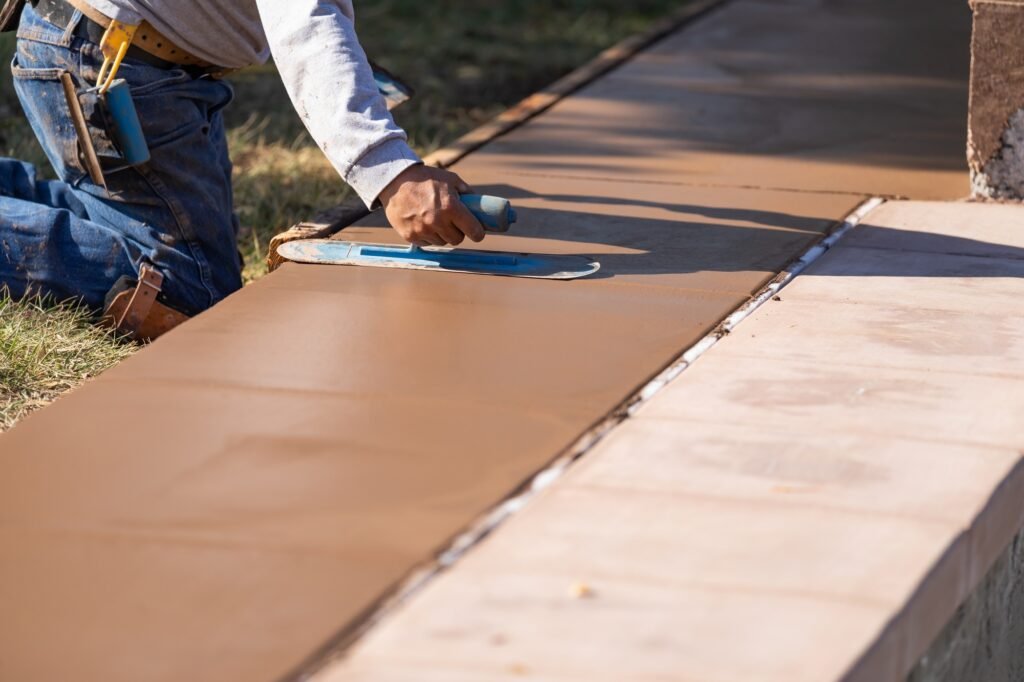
[[0, 294, 135, 430], [0, 0, 686, 430]]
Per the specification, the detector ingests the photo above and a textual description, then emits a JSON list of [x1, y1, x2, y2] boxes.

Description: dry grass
[[228, 118, 351, 281], [0, 294, 135, 430]]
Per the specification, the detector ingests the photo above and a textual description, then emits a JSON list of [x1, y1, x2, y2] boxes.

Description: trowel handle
[[460, 194, 518, 233]]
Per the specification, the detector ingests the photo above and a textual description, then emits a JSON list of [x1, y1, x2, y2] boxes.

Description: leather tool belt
[[8, 0, 231, 76], [101, 264, 190, 342]]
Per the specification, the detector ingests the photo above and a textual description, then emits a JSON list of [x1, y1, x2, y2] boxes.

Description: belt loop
[[60, 7, 81, 43]]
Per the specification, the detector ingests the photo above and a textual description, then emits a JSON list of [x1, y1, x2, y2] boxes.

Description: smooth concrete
[[0, 0, 974, 679], [319, 202, 1024, 682], [0, 185, 855, 682], [462, 0, 971, 200]]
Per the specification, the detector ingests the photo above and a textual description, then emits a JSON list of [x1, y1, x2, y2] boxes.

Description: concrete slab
[[0, 0, 977, 677], [345, 174, 863, 295], [784, 247, 1024, 310], [334, 581, 892, 682], [319, 202, 1024, 682], [717, 294, 1024, 378], [465, 0, 971, 199], [88, 264, 747, 415], [641, 353, 1023, 450], [840, 201, 1024, 253], [0, 95, 859, 682], [572, 419, 1023, 523]]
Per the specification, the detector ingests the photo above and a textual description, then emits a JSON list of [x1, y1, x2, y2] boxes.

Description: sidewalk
[[321, 200, 1024, 681], [0, 0, 987, 680]]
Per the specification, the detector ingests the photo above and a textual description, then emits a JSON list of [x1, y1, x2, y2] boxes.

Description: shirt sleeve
[[254, 0, 421, 208], [84, 0, 142, 24]]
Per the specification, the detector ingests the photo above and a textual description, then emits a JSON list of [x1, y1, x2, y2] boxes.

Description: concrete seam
[[299, 196, 886, 681]]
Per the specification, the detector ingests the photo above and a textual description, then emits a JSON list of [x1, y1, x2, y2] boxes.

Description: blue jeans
[[0, 3, 242, 315]]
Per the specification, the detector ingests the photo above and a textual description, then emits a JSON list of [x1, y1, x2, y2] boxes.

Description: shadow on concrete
[[440, 182, 1024, 281], [469, 0, 972, 177]]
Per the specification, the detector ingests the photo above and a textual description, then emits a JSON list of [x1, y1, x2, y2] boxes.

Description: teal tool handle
[[104, 79, 150, 166], [460, 194, 517, 233]]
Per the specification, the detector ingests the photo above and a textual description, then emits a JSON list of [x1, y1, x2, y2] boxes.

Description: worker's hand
[[378, 165, 486, 247]]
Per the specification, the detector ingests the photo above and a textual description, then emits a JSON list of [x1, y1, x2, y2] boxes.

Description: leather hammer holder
[[0, 0, 26, 32], [101, 264, 189, 342]]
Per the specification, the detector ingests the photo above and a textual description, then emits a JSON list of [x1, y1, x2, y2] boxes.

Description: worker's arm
[[254, 0, 483, 245]]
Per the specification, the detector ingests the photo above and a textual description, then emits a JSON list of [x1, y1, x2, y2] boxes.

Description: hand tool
[[277, 240, 600, 280], [460, 194, 517, 232], [93, 20, 151, 167], [369, 60, 414, 111], [61, 18, 151, 187], [276, 194, 601, 280], [61, 72, 107, 187]]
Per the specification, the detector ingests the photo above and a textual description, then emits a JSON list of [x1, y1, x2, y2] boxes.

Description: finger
[[446, 170, 473, 195], [420, 229, 447, 247], [434, 218, 465, 246], [450, 199, 486, 242], [433, 186, 469, 245]]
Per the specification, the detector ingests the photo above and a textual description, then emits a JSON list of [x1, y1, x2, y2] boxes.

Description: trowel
[[276, 195, 601, 280]]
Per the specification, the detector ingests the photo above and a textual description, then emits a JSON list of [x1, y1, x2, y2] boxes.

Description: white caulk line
[[303, 196, 886, 681]]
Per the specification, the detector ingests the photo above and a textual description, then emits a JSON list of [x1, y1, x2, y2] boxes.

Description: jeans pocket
[[11, 59, 88, 185], [76, 48, 203, 153], [128, 67, 192, 96], [12, 57, 132, 185]]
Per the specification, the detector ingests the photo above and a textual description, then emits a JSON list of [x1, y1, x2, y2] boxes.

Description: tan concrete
[[0, 0, 974, 679], [343, 174, 858, 295], [318, 201, 1024, 682], [462, 0, 971, 200], [0, 178, 859, 682]]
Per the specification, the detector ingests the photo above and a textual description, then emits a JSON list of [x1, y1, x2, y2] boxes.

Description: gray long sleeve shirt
[[83, 0, 421, 207]]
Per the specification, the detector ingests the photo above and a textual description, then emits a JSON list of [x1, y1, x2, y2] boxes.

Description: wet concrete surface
[[0, 187, 852, 682], [0, 0, 971, 680], [462, 0, 971, 199]]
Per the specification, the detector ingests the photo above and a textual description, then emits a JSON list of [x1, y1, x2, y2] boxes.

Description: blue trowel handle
[[104, 79, 150, 166], [460, 194, 518, 233]]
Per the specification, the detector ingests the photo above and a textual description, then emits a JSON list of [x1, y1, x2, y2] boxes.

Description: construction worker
[[0, 0, 485, 337]]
